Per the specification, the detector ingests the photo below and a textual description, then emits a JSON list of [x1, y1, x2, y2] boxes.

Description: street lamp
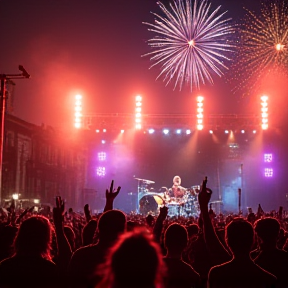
[[0, 65, 30, 205]]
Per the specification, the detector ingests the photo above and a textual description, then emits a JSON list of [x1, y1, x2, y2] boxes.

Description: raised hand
[[15, 207, 30, 225], [153, 205, 168, 243], [158, 205, 168, 221], [84, 203, 92, 222], [53, 196, 65, 228], [52, 196, 72, 271], [104, 180, 121, 212], [198, 177, 213, 210], [28, 206, 35, 213], [256, 203, 265, 218], [106, 180, 121, 202]]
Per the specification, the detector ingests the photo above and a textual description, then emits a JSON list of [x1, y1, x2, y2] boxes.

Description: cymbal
[[210, 200, 223, 204], [143, 192, 162, 196], [134, 178, 155, 184]]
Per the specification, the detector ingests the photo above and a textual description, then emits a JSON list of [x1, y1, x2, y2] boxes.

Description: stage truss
[[81, 113, 262, 131]]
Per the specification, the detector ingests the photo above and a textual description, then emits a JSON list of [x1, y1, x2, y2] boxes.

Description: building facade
[[2, 114, 88, 210]]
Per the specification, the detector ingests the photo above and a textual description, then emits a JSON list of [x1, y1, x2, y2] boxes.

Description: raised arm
[[84, 204, 92, 223], [198, 178, 231, 264], [15, 207, 30, 225], [53, 196, 72, 272], [153, 205, 168, 243], [103, 180, 121, 212]]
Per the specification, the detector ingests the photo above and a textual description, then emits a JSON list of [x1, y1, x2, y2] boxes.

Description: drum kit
[[135, 178, 200, 217]]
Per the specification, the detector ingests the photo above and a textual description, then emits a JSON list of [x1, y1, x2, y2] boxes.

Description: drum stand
[[136, 180, 142, 214], [134, 178, 155, 214], [177, 204, 182, 217]]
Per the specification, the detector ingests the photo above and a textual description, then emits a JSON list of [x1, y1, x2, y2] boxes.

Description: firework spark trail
[[232, 0, 288, 95], [143, 0, 234, 91]]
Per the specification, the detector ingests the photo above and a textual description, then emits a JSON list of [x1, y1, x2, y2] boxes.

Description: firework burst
[[142, 0, 234, 91], [232, 0, 288, 95]]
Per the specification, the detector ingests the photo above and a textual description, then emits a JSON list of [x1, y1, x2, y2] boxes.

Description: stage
[[80, 123, 288, 214]]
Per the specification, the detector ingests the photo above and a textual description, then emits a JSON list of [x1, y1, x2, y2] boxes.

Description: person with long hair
[[98, 229, 166, 288], [0, 215, 59, 288]]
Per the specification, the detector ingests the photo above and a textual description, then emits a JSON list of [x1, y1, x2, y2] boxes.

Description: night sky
[[2, 0, 288, 213], [0, 0, 267, 131]]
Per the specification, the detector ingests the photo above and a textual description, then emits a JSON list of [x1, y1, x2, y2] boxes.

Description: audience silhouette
[[98, 229, 165, 288], [163, 223, 200, 288], [253, 217, 288, 288], [67, 209, 127, 288], [1, 178, 288, 288], [208, 218, 277, 288], [0, 216, 59, 288]]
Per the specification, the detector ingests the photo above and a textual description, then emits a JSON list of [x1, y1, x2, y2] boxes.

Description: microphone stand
[[238, 188, 241, 215]]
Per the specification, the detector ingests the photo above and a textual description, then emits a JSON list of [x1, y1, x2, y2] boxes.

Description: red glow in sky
[[0, 0, 285, 130]]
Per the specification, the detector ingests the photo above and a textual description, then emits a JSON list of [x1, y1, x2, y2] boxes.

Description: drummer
[[166, 175, 186, 200]]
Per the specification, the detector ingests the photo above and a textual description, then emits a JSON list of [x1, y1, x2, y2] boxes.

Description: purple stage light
[[264, 168, 273, 178], [264, 153, 273, 163], [98, 152, 106, 161], [96, 166, 106, 177]]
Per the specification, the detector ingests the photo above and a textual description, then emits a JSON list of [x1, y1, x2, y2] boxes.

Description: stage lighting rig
[[0, 65, 31, 204]]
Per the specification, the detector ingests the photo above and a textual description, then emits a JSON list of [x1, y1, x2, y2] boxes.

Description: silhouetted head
[[102, 229, 164, 288], [82, 219, 98, 246], [225, 217, 254, 255], [186, 223, 199, 238], [127, 220, 141, 232], [254, 217, 280, 244], [146, 214, 155, 227], [97, 210, 126, 242], [14, 215, 53, 260], [247, 212, 256, 224], [164, 223, 188, 254]]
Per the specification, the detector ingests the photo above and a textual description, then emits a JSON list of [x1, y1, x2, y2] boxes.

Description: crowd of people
[[0, 178, 288, 288]]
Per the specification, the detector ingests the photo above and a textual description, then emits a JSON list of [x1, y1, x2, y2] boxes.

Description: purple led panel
[[264, 168, 273, 178], [264, 153, 273, 163], [98, 152, 106, 161], [96, 166, 106, 177]]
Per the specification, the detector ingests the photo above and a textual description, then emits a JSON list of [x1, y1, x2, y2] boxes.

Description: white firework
[[143, 0, 234, 91]]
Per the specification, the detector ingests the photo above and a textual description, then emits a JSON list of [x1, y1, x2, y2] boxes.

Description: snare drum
[[167, 203, 179, 217]]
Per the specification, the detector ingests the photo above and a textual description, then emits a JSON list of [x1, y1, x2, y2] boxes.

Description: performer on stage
[[168, 175, 186, 199]]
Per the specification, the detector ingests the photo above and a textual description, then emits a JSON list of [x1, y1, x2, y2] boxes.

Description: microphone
[[19, 65, 30, 78]]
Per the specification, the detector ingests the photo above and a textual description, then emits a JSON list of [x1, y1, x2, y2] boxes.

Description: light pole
[[0, 65, 30, 205]]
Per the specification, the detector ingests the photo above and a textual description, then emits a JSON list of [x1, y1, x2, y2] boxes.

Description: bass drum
[[184, 195, 200, 217], [139, 195, 163, 215]]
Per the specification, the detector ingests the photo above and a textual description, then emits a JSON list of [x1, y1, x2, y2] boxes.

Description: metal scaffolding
[[81, 112, 261, 131]]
